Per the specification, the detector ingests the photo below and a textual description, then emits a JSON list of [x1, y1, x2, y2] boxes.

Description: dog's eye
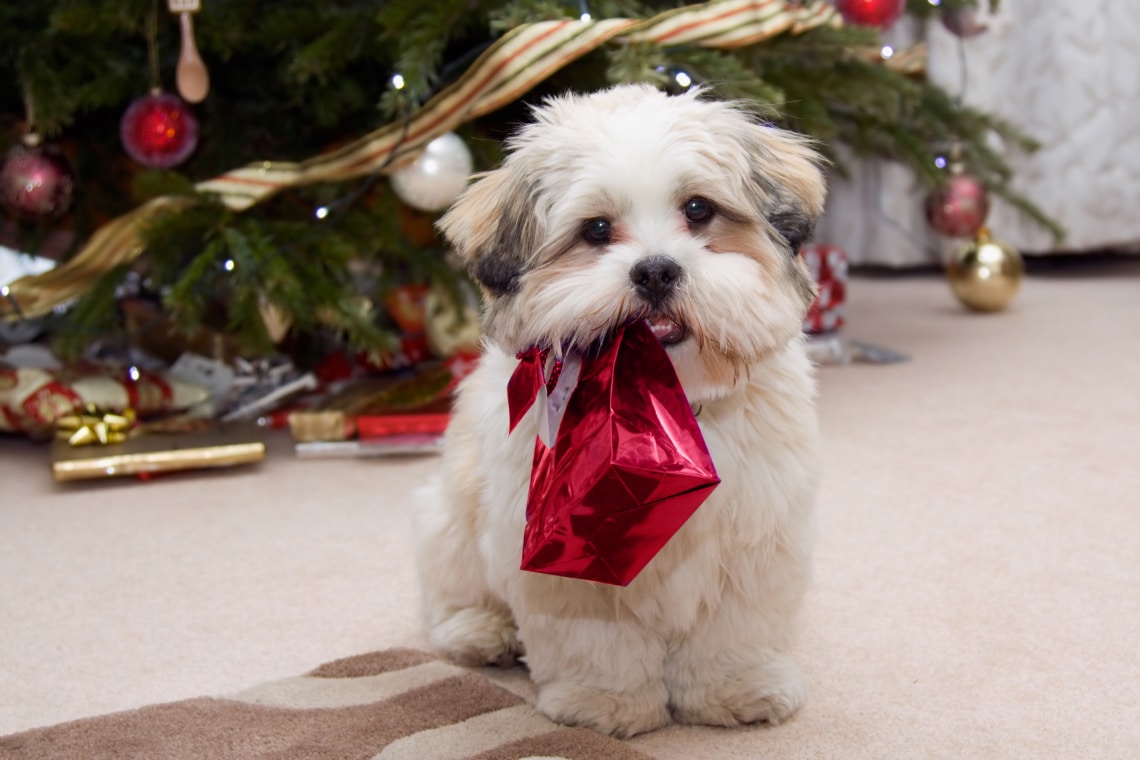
[[683, 197, 715, 225], [582, 218, 613, 245]]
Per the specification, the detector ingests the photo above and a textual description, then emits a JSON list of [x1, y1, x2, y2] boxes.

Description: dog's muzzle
[[631, 256, 687, 345], [630, 255, 682, 306]]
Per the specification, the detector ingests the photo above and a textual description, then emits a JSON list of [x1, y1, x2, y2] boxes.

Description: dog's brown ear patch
[[436, 168, 539, 298], [472, 181, 541, 296], [768, 205, 815, 255], [739, 124, 827, 255]]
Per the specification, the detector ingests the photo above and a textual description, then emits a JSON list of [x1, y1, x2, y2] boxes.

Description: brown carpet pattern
[[0, 649, 651, 760]]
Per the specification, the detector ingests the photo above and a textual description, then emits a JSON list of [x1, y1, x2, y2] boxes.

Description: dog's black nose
[[630, 256, 682, 303]]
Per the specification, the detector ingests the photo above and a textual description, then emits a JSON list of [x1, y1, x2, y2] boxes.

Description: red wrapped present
[[287, 353, 479, 443], [355, 412, 450, 439], [802, 243, 848, 334], [507, 321, 720, 586], [0, 362, 208, 436]]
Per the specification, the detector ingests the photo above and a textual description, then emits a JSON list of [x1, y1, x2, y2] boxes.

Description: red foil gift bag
[[507, 321, 720, 586]]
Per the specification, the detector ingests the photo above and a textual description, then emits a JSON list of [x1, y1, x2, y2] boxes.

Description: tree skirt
[[0, 648, 651, 760]]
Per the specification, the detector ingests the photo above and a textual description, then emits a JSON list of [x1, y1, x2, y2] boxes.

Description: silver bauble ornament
[[390, 132, 473, 212]]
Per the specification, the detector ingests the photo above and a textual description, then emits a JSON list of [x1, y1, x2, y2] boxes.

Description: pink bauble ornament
[[924, 172, 991, 238], [120, 91, 200, 168], [0, 137, 76, 220], [835, 0, 906, 29]]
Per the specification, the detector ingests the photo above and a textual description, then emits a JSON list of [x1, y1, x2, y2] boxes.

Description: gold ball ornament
[[947, 228, 1024, 312]]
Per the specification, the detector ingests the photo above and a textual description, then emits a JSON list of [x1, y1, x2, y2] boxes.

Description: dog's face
[[438, 84, 826, 401]]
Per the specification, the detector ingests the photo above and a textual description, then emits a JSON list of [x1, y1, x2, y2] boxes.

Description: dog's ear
[[436, 165, 540, 298], [741, 123, 828, 255]]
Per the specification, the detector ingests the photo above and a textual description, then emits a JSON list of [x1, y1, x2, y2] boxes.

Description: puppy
[[416, 84, 825, 738]]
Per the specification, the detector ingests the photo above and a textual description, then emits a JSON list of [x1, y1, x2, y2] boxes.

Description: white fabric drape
[[816, 1, 1140, 265]]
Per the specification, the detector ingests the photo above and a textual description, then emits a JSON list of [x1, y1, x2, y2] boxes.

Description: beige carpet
[[2, 259, 1138, 759]]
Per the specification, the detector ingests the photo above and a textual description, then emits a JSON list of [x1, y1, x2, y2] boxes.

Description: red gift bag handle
[[507, 348, 546, 433]]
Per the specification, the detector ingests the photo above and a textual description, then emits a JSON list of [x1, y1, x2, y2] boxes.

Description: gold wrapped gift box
[[51, 426, 266, 482]]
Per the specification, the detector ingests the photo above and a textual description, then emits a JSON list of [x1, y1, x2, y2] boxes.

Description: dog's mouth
[[645, 314, 688, 346]]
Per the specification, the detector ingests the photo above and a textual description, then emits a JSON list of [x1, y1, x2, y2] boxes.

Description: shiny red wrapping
[[802, 243, 847, 334], [507, 321, 720, 586]]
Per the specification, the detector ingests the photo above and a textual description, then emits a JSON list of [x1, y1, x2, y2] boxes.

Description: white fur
[[415, 85, 824, 738]]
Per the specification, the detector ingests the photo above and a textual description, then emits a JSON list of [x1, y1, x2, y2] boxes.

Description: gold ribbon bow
[[56, 406, 137, 446]]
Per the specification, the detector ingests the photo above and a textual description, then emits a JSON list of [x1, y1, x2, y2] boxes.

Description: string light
[[128, 365, 141, 382], [934, 155, 948, 169], [391, 73, 406, 90], [674, 71, 692, 89], [309, 105, 413, 222], [224, 258, 235, 271], [880, 45, 894, 59]]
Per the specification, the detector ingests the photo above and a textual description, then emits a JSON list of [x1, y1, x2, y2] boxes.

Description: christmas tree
[[0, 0, 1057, 366]]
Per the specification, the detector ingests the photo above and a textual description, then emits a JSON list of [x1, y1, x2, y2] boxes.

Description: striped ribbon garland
[[2, 0, 898, 321]]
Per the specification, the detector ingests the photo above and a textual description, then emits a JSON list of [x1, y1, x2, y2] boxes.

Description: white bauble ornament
[[390, 132, 473, 212]]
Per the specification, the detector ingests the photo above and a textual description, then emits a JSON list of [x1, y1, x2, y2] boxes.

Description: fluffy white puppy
[[416, 84, 826, 738]]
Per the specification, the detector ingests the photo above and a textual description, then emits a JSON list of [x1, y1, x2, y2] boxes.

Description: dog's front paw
[[536, 680, 671, 738], [428, 606, 522, 667], [670, 654, 805, 728]]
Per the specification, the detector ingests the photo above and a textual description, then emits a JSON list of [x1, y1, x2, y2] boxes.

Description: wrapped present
[[287, 353, 477, 444], [355, 333, 433, 375], [218, 356, 318, 423], [287, 410, 353, 443], [293, 435, 444, 459], [355, 412, 450, 439], [0, 361, 208, 436], [802, 243, 848, 334], [51, 424, 265, 482], [507, 321, 720, 587]]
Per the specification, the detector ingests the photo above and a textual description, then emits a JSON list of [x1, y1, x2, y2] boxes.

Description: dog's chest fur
[[454, 341, 819, 637]]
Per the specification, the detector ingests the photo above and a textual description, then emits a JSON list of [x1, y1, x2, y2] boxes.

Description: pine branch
[[376, 0, 482, 113], [665, 48, 785, 116], [51, 264, 132, 359], [605, 42, 671, 88], [489, 0, 573, 32]]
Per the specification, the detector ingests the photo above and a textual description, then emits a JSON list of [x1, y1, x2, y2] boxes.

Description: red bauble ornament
[[120, 91, 199, 168], [924, 172, 991, 238], [0, 137, 76, 220], [835, 0, 906, 29]]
